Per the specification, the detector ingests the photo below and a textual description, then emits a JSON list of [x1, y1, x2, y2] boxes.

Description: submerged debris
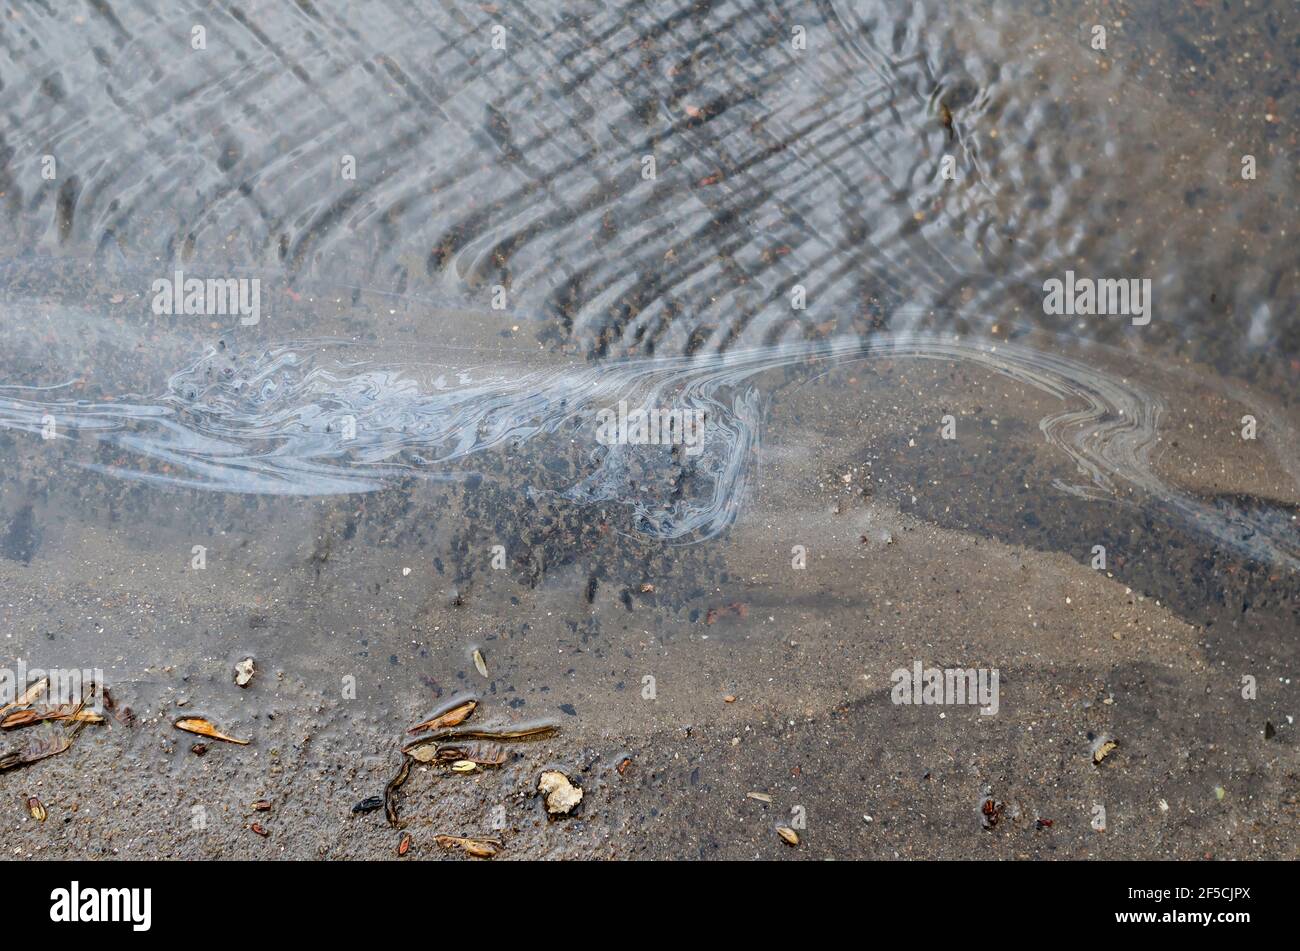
[[538, 770, 583, 815], [403, 721, 558, 753], [434, 834, 502, 858], [174, 717, 250, 745]]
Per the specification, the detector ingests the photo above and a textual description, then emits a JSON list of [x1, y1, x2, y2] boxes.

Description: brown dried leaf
[[407, 698, 477, 735], [0, 728, 74, 773], [2, 708, 104, 729], [0, 677, 49, 717], [173, 717, 250, 745]]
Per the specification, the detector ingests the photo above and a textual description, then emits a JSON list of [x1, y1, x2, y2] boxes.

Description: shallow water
[[0, 1, 1295, 861]]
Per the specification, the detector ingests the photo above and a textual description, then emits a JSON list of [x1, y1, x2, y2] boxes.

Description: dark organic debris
[[979, 796, 1004, 830], [352, 796, 384, 815], [406, 721, 559, 749]]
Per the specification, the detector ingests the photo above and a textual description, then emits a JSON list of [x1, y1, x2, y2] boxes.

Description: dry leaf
[[434, 834, 501, 858], [776, 826, 800, 846], [747, 792, 772, 803], [0, 707, 86, 772], [407, 698, 477, 734], [0, 677, 49, 715], [2, 708, 104, 729], [405, 743, 441, 764], [472, 649, 488, 678], [173, 717, 250, 745]]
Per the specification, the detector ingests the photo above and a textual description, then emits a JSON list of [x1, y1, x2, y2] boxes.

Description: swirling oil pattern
[[0, 333, 1295, 567]]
